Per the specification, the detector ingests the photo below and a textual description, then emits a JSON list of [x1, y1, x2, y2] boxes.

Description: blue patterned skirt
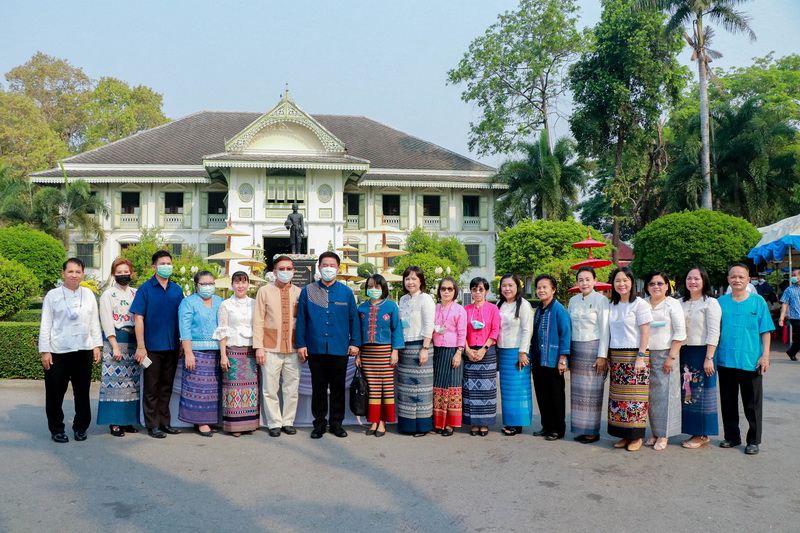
[[179, 349, 221, 425], [396, 340, 434, 434], [497, 347, 532, 427], [462, 346, 497, 427], [97, 328, 141, 426], [680, 345, 719, 436]]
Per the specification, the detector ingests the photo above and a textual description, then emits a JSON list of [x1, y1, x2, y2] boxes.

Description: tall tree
[[492, 132, 588, 227], [569, 0, 685, 261], [637, 0, 756, 210], [447, 0, 586, 156]]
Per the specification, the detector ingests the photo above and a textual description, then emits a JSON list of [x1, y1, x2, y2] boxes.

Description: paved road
[[1, 346, 798, 532]]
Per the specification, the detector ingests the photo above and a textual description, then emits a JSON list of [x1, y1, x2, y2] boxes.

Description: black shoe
[[375, 430, 386, 437], [148, 428, 166, 439], [109, 425, 125, 437], [413, 432, 428, 438], [533, 429, 546, 437], [74, 430, 87, 442], [160, 425, 182, 435], [745, 444, 759, 455], [365, 427, 377, 436], [268, 428, 281, 437], [310, 426, 326, 439], [789, 352, 798, 361], [544, 433, 562, 441], [123, 425, 139, 434], [575, 435, 600, 444], [441, 427, 454, 437], [195, 425, 213, 437], [281, 426, 297, 435], [719, 439, 741, 448], [331, 427, 348, 438], [51, 432, 69, 443]]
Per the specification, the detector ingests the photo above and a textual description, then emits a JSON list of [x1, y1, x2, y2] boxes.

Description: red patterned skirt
[[360, 344, 396, 423], [607, 348, 650, 439]]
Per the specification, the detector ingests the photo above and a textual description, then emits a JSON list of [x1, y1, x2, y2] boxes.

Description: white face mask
[[276, 270, 294, 284], [319, 266, 338, 282]]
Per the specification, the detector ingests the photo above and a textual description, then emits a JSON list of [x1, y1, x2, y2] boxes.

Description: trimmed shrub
[[0, 322, 101, 380], [9, 309, 42, 322], [357, 262, 376, 279], [0, 224, 65, 290], [0, 255, 39, 320]]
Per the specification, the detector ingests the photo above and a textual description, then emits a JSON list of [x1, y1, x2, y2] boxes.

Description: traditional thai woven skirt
[[648, 348, 682, 437], [360, 343, 396, 423], [221, 346, 260, 433], [462, 346, 497, 427], [97, 327, 140, 426], [608, 348, 650, 439], [497, 347, 532, 427], [433, 346, 463, 429], [569, 339, 604, 436], [680, 345, 719, 436], [396, 340, 433, 434], [178, 349, 220, 425]]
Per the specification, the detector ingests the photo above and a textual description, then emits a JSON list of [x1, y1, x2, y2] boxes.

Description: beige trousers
[[260, 351, 301, 428]]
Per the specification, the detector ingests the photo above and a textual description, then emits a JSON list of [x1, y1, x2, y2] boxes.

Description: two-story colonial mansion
[[30, 91, 503, 283]]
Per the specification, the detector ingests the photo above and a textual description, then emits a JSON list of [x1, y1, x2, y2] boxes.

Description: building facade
[[31, 92, 503, 283]]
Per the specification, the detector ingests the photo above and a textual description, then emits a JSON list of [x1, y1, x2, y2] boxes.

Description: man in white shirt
[[39, 258, 103, 443]]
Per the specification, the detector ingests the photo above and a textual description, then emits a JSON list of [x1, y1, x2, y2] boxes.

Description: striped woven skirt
[[433, 346, 463, 429], [648, 348, 681, 437], [221, 346, 260, 433], [361, 343, 396, 423], [569, 340, 604, 436], [608, 348, 650, 439], [680, 345, 719, 436], [462, 346, 497, 427], [497, 347, 532, 427], [97, 328, 141, 426], [396, 340, 433, 434], [178, 349, 221, 425]]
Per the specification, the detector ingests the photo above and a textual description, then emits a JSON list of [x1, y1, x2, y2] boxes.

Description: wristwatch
[[482, 345, 490, 350], [636, 352, 646, 358]]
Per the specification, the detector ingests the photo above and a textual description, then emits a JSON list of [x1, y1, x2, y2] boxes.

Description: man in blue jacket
[[296, 251, 361, 438]]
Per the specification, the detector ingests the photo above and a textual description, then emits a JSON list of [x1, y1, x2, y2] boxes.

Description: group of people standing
[[39, 251, 773, 455]]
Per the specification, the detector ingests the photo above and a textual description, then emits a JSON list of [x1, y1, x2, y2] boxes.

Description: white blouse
[[38, 286, 103, 353], [399, 291, 436, 342], [646, 296, 687, 351], [608, 298, 653, 350], [213, 296, 255, 347], [568, 291, 610, 358], [496, 299, 534, 352], [681, 296, 721, 347]]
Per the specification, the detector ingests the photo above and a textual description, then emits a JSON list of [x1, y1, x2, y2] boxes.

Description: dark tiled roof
[[361, 173, 497, 184], [32, 169, 208, 178], [203, 153, 370, 165], [38, 111, 493, 172]]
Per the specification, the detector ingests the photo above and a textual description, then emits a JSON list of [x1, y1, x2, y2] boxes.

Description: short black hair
[[643, 270, 672, 297], [194, 270, 215, 285], [469, 277, 490, 291], [436, 276, 459, 302], [682, 266, 712, 301], [402, 266, 427, 294], [63, 257, 84, 271], [273, 255, 294, 269], [576, 265, 596, 280], [318, 251, 340, 266], [231, 270, 249, 284], [728, 262, 751, 276], [366, 274, 389, 299], [609, 267, 638, 305], [152, 249, 172, 265], [535, 273, 557, 291]]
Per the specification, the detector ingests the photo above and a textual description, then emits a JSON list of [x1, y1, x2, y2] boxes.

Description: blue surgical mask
[[319, 267, 338, 282], [750, 280, 759, 286], [400, 317, 410, 328], [470, 320, 485, 330], [792, 276, 798, 284], [197, 285, 216, 298], [157, 264, 173, 278], [366, 288, 382, 299]]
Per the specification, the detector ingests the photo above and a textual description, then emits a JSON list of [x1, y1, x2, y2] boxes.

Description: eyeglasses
[[648, 282, 666, 287], [197, 282, 216, 287], [440, 287, 455, 292]]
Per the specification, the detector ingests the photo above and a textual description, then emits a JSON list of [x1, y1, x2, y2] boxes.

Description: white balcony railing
[[120, 214, 139, 229], [383, 215, 400, 227], [423, 216, 441, 230], [346, 214, 360, 229], [207, 214, 227, 229], [462, 216, 480, 230], [163, 214, 184, 228]]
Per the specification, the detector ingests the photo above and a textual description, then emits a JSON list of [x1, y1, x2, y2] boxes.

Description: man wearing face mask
[[779, 268, 800, 361], [130, 250, 185, 438], [253, 255, 303, 437], [296, 251, 362, 438]]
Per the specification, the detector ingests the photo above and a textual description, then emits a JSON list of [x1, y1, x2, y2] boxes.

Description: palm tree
[[637, 0, 756, 210], [492, 132, 588, 227]]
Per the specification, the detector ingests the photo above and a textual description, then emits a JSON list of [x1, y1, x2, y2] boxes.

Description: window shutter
[[374, 194, 383, 226], [113, 192, 121, 228], [200, 191, 209, 228], [183, 192, 193, 229], [138, 193, 146, 228], [416, 194, 424, 226], [358, 194, 366, 229], [399, 194, 409, 229], [480, 196, 489, 231], [158, 192, 165, 227], [440, 195, 449, 230], [479, 244, 486, 267], [93, 243, 101, 270]]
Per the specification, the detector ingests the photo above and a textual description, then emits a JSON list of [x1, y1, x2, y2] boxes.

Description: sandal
[[653, 438, 668, 451], [501, 426, 519, 436], [470, 427, 480, 436], [123, 425, 138, 433], [682, 436, 710, 449], [644, 436, 657, 447], [441, 427, 454, 437], [109, 425, 125, 437]]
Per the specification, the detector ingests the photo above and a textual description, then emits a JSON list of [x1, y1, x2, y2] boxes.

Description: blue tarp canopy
[[748, 213, 800, 265]]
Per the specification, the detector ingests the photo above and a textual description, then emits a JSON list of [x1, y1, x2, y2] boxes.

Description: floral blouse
[[99, 284, 137, 338]]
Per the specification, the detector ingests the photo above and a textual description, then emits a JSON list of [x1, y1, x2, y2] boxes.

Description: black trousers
[[531, 360, 566, 437], [307, 353, 349, 429], [142, 350, 179, 429], [44, 350, 93, 434], [718, 365, 763, 445], [788, 319, 800, 357]]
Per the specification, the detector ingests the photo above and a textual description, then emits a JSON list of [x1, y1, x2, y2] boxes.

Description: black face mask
[[115, 275, 132, 286]]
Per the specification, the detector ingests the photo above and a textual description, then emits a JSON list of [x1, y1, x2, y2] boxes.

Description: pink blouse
[[432, 302, 467, 348], [464, 302, 501, 347]]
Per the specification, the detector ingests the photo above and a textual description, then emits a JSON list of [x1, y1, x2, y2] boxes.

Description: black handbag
[[350, 367, 369, 416]]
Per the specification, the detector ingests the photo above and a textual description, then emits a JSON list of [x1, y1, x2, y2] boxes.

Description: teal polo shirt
[[129, 276, 184, 351], [717, 293, 774, 371]]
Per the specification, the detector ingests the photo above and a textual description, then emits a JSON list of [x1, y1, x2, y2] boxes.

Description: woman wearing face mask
[[214, 271, 259, 437], [356, 274, 405, 437], [178, 270, 224, 436], [97, 258, 140, 437], [397, 266, 436, 437], [462, 277, 500, 436], [567, 266, 609, 444], [432, 277, 467, 436]]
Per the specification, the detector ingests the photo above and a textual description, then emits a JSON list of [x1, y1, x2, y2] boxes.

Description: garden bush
[[8, 309, 42, 322], [0, 322, 101, 380], [0, 224, 66, 290], [0, 255, 39, 320]]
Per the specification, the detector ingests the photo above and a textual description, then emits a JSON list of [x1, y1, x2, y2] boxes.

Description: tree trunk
[[612, 128, 624, 265], [698, 53, 713, 210]]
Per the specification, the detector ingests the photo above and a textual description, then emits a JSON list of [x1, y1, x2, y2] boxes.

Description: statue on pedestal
[[284, 203, 304, 254]]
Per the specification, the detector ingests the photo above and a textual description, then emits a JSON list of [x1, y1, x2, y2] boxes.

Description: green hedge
[[0, 322, 101, 380], [8, 309, 42, 322]]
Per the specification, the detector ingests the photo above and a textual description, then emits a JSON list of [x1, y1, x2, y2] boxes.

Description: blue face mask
[[400, 317, 410, 328], [156, 264, 173, 278], [366, 288, 382, 300], [470, 320, 485, 330], [792, 276, 799, 284], [197, 285, 216, 298], [750, 280, 759, 286]]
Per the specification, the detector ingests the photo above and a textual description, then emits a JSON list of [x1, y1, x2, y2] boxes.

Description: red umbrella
[[567, 281, 612, 293], [570, 258, 613, 270], [572, 238, 607, 249]]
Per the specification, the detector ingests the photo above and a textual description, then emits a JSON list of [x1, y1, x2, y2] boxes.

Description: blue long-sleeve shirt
[[531, 299, 571, 368], [179, 293, 224, 351], [358, 299, 405, 349], [296, 280, 361, 355]]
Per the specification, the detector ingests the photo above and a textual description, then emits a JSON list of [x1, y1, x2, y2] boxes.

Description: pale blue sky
[[2, 0, 798, 168]]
